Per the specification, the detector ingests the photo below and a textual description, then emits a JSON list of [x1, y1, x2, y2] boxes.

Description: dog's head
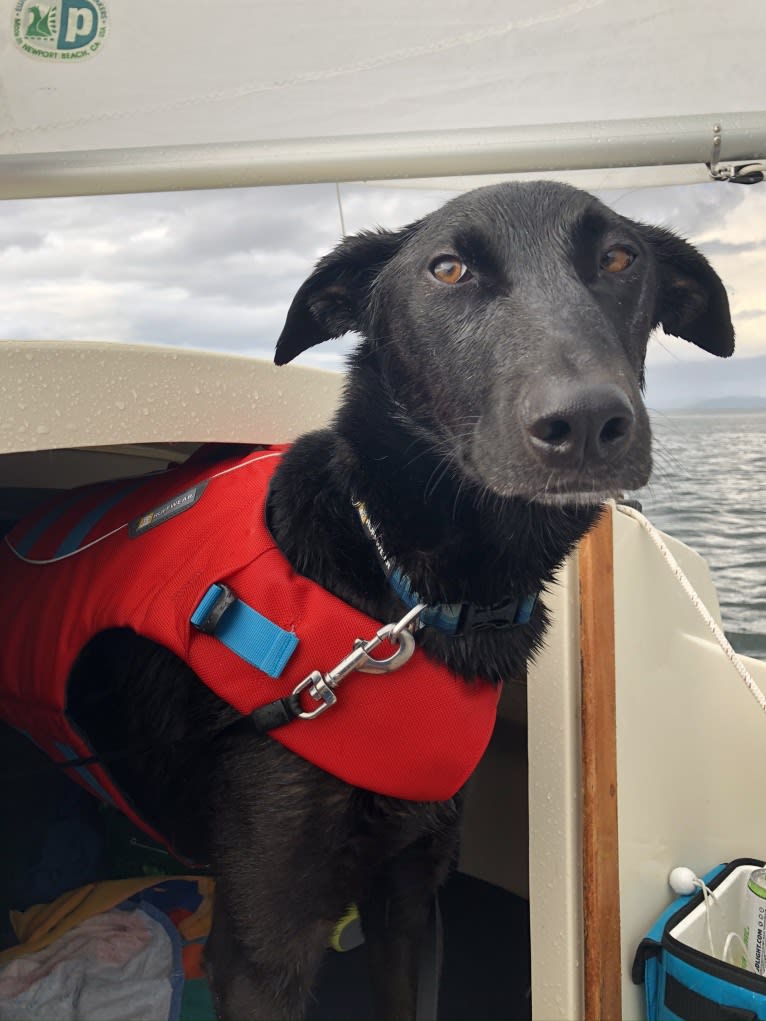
[[275, 182, 733, 504]]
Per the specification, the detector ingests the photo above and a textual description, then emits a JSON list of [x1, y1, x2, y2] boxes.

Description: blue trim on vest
[[191, 584, 299, 678], [54, 741, 116, 805], [56, 480, 145, 556], [14, 488, 94, 556]]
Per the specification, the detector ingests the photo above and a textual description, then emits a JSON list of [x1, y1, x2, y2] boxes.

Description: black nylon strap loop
[[250, 695, 302, 733], [664, 974, 758, 1021], [415, 894, 443, 1021]]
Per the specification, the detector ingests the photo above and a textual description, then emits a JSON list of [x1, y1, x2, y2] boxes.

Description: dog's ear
[[274, 226, 416, 365], [639, 224, 734, 357]]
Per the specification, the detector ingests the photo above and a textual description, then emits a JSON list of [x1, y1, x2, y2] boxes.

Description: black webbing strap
[[250, 694, 302, 732], [416, 894, 443, 1021], [664, 974, 757, 1021]]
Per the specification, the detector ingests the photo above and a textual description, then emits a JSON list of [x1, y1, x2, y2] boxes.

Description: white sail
[[2, 0, 765, 196]]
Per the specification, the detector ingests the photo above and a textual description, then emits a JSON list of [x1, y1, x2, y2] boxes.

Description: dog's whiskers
[[423, 453, 454, 503]]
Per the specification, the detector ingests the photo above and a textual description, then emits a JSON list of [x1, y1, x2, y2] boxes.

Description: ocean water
[[633, 411, 766, 661]]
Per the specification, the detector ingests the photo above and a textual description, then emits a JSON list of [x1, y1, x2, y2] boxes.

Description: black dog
[[51, 183, 735, 1018]]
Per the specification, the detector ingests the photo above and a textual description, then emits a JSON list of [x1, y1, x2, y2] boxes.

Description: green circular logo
[[13, 0, 108, 62]]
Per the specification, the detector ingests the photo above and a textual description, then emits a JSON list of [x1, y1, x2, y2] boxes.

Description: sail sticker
[[13, 0, 108, 61], [129, 483, 208, 538]]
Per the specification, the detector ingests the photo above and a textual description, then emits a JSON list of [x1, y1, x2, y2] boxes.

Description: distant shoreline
[[658, 404, 766, 415], [644, 355, 766, 414], [653, 398, 766, 414]]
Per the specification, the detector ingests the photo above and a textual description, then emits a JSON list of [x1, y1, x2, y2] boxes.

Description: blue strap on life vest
[[191, 583, 298, 678]]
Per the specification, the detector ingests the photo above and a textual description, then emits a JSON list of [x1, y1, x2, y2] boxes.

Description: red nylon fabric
[[0, 448, 499, 847]]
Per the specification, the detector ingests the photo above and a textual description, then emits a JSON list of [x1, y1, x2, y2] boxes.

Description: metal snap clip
[[289, 604, 425, 720]]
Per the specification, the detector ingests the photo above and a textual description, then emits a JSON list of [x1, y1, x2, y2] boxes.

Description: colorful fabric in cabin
[[0, 877, 216, 1021]]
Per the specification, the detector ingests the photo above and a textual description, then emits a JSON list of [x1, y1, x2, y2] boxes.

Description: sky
[[1, 178, 765, 408]]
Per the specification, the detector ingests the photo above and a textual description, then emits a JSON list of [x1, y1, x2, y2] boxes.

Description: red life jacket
[[0, 448, 499, 851]]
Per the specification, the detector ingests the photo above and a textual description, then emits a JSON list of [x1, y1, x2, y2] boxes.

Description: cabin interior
[[0, 440, 534, 1020]]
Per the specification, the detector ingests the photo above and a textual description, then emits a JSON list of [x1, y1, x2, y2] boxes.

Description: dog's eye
[[600, 246, 636, 274], [430, 256, 471, 285]]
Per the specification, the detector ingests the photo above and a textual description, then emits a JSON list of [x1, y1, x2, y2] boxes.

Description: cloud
[[0, 184, 454, 363], [694, 239, 762, 256], [594, 182, 766, 365], [693, 185, 766, 247], [735, 309, 766, 322], [0, 179, 763, 385], [599, 180, 750, 239]]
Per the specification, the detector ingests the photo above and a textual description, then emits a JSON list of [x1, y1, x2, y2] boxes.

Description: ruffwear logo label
[[128, 483, 208, 538], [13, 0, 108, 61]]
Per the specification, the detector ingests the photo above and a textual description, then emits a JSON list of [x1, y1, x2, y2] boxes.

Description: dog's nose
[[524, 382, 636, 468]]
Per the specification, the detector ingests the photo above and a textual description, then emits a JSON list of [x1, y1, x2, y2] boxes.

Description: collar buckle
[[353, 497, 537, 637], [457, 594, 537, 634]]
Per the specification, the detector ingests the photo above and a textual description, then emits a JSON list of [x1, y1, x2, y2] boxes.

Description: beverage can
[[743, 867, 766, 975]]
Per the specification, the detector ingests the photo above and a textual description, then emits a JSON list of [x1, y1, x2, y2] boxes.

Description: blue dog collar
[[353, 500, 537, 636]]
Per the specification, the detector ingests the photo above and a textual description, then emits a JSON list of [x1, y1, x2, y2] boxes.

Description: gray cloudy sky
[[1, 179, 765, 404]]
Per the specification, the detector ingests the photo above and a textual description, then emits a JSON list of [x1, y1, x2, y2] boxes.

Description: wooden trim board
[[579, 507, 622, 1020]]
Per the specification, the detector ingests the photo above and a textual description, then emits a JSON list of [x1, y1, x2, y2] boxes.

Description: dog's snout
[[524, 382, 636, 468]]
